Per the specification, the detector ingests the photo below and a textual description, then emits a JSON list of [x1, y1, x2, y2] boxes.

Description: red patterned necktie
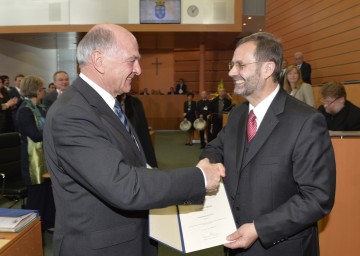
[[247, 110, 257, 142]]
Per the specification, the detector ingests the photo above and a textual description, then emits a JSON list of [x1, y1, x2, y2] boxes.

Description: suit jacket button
[[236, 207, 240, 211]]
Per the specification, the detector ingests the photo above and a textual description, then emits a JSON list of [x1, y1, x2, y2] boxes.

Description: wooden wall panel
[[268, 0, 351, 34], [174, 49, 235, 94], [266, 0, 360, 86]]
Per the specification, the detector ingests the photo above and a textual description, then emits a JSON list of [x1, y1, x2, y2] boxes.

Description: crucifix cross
[[151, 57, 162, 75]]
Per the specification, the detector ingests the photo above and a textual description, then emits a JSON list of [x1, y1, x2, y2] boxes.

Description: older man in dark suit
[[200, 32, 336, 256], [43, 24, 224, 256], [294, 51, 312, 84]]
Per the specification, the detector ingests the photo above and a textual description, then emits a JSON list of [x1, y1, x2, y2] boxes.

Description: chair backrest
[[0, 132, 21, 180]]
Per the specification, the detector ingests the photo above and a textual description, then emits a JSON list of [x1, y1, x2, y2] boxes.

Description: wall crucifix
[[151, 57, 162, 75]]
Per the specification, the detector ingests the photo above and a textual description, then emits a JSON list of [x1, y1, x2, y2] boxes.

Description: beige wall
[[0, 0, 235, 26], [266, 0, 360, 85]]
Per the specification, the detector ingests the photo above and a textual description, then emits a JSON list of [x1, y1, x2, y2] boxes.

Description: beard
[[233, 67, 262, 96]]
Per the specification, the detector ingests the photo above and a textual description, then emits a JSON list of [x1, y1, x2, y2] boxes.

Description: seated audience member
[[140, 88, 150, 95], [284, 65, 315, 107], [154, 89, 164, 95], [167, 86, 176, 95], [175, 79, 187, 94], [16, 75, 55, 233], [318, 82, 360, 131], [43, 71, 70, 108]]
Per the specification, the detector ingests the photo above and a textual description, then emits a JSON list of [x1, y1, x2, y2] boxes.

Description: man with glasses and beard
[[200, 32, 336, 256]]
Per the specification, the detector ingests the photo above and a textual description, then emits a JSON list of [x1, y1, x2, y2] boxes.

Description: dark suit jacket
[[43, 77, 205, 256], [209, 96, 233, 116], [200, 88, 335, 256], [175, 83, 187, 94], [197, 99, 211, 118], [184, 100, 197, 123], [16, 102, 44, 186], [117, 94, 158, 167], [318, 100, 360, 131], [43, 90, 58, 108], [8, 86, 21, 100], [300, 61, 312, 84], [8, 87, 23, 131]]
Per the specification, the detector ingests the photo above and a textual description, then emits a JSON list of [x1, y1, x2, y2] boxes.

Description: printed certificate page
[[177, 181, 237, 253]]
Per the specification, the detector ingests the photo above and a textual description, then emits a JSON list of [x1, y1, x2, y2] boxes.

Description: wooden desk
[[319, 136, 360, 256], [0, 217, 43, 256], [138, 95, 187, 130]]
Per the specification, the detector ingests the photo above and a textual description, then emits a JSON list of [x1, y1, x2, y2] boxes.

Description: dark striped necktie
[[114, 100, 131, 134], [114, 100, 142, 152]]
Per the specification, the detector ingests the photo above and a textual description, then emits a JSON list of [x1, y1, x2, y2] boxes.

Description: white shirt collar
[[79, 73, 116, 111], [249, 85, 280, 128]]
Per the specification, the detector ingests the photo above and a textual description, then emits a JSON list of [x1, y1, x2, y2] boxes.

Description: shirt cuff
[[197, 167, 207, 188]]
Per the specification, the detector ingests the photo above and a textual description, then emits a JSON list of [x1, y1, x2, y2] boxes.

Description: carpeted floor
[[154, 131, 224, 256]]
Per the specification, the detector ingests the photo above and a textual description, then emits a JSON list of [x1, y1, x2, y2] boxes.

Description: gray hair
[[77, 26, 118, 67]]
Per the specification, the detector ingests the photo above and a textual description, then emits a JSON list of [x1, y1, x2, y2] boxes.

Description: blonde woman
[[283, 65, 315, 107], [16, 75, 55, 234]]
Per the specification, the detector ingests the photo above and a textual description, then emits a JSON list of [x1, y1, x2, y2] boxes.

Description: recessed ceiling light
[[243, 23, 247, 26], [248, 17, 252, 20]]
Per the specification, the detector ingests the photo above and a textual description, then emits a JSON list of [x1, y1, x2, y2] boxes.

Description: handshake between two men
[[196, 158, 226, 193]]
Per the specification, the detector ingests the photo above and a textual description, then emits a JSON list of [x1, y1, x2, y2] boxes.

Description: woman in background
[[284, 65, 315, 107], [183, 92, 197, 145], [16, 75, 55, 234]]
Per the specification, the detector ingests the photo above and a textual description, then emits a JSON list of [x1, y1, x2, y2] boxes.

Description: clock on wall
[[187, 5, 199, 17]]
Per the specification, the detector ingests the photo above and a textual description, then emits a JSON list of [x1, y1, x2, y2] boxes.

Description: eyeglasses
[[228, 61, 260, 71], [321, 97, 340, 106]]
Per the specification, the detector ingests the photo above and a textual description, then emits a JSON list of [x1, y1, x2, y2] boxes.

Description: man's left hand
[[224, 222, 258, 249]]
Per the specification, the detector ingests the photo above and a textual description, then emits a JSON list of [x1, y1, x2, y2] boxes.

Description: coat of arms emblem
[[155, 1, 166, 19]]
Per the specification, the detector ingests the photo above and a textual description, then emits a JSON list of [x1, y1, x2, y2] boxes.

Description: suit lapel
[[241, 89, 286, 169], [235, 105, 249, 173], [72, 78, 146, 164]]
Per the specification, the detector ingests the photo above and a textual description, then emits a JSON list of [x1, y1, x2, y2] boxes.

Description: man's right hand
[[196, 158, 225, 192]]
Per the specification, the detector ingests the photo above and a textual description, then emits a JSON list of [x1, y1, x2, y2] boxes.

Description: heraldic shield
[[155, 4, 166, 19]]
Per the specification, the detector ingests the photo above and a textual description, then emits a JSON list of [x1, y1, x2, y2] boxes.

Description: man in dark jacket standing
[[196, 91, 211, 148], [201, 32, 336, 256], [207, 87, 232, 142]]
